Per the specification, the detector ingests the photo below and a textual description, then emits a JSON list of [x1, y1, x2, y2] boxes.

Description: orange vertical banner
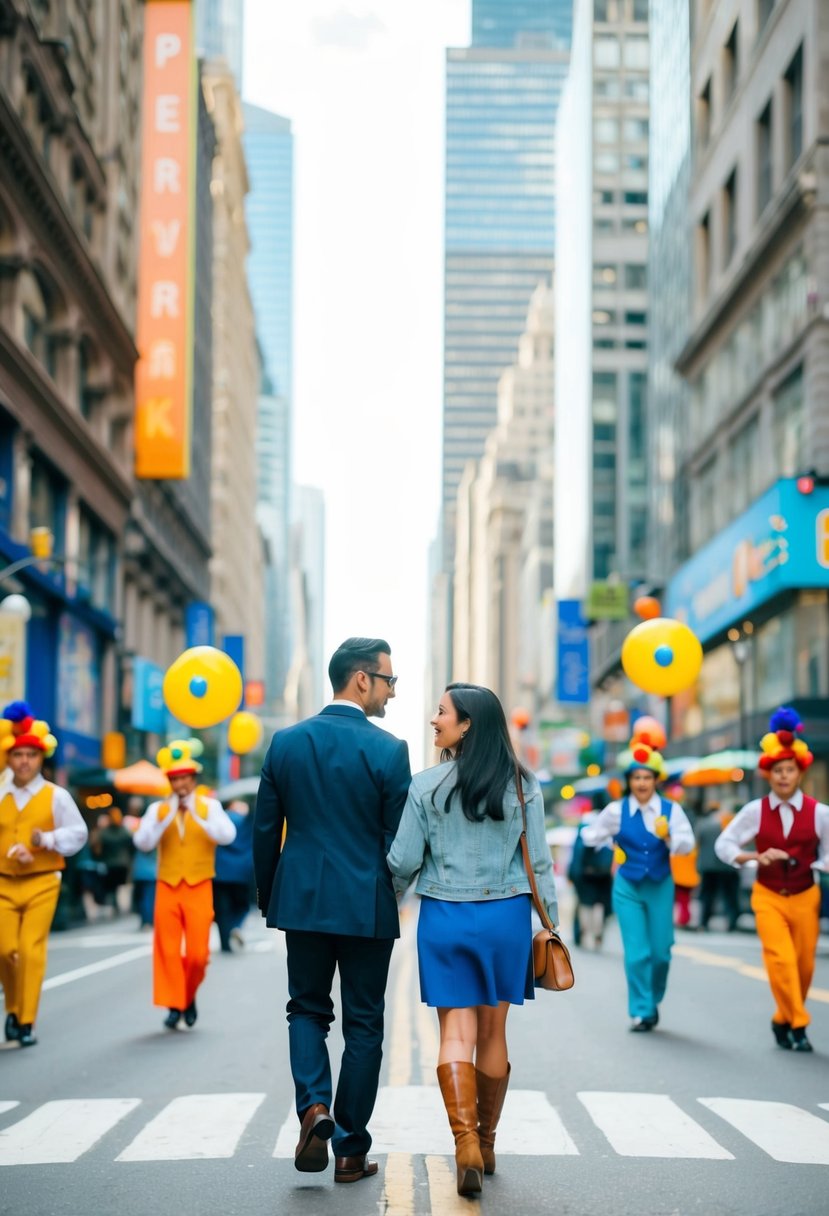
[[135, 1, 195, 479]]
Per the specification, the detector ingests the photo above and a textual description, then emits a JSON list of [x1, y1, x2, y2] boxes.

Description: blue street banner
[[185, 602, 215, 648], [132, 656, 165, 734], [222, 634, 245, 710], [557, 599, 590, 704], [665, 478, 829, 644]]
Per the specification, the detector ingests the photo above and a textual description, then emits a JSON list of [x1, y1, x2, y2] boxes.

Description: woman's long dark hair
[[432, 683, 529, 822]]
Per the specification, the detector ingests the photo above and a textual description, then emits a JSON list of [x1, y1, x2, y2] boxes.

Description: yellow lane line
[[381, 1152, 415, 1215], [674, 943, 829, 1003], [425, 1155, 481, 1214]]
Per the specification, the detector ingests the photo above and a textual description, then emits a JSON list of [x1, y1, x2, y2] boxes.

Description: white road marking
[[578, 1092, 733, 1159], [0, 1103, 19, 1116], [273, 1086, 577, 1157], [48, 934, 153, 950], [42, 946, 152, 991], [117, 1093, 266, 1161], [701, 1098, 829, 1164], [0, 1099, 140, 1165]]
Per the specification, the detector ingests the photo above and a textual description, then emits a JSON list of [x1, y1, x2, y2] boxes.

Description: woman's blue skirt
[[417, 895, 535, 1007]]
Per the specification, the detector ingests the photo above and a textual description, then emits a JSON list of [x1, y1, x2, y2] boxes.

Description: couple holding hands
[[253, 636, 558, 1197]]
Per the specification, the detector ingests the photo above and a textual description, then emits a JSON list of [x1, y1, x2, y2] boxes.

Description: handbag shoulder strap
[[517, 768, 555, 932]]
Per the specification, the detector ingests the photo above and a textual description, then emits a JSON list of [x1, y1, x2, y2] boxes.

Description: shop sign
[[586, 582, 628, 620], [135, 1, 196, 479], [56, 614, 100, 738], [665, 479, 829, 644], [132, 657, 165, 734], [556, 600, 589, 704]]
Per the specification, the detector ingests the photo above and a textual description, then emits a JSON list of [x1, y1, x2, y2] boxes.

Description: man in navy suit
[[254, 637, 411, 1185]]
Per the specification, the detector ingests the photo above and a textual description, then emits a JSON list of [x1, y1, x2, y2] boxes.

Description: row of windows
[[594, 77, 649, 101], [696, 3, 784, 152], [595, 217, 648, 234], [593, 263, 648, 288], [594, 117, 649, 144], [594, 34, 649, 71]]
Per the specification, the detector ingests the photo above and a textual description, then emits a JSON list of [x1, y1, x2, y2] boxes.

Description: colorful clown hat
[[156, 738, 204, 777], [0, 701, 57, 758], [617, 735, 666, 779], [758, 707, 813, 773]]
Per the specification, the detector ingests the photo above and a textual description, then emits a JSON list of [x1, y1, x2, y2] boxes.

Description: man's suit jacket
[[254, 704, 412, 939]]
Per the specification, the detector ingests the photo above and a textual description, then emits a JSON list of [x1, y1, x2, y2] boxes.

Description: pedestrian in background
[[715, 708, 829, 1052], [582, 737, 695, 1032], [387, 683, 558, 1197], [91, 808, 133, 916], [213, 799, 254, 952], [0, 702, 87, 1047], [254, 637, 411, 1186], [134, 739, 236, 1031], [568, 807, 613, 949], [697, 801, 740, 931]]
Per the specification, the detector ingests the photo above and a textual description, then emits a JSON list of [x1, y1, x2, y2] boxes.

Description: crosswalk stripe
[[273, 1086, 577, 1157], [578, 1092, 733, 1159], [0, 1103, 19, 1116], [700, 1098, 829, 1164], [0, 1099, 140, 1165], [117, 1093, 265, 1161]]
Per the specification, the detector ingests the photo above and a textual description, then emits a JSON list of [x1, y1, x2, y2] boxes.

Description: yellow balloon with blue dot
[[621, 618, 703, 697], [162, 646, 243, 728]]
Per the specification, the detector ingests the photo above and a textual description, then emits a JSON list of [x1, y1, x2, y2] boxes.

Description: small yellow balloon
[[162, 647, 243, 729], [654, 815, 670, 839], [621, 618, 703, 697], [227, 711, 263, 755]]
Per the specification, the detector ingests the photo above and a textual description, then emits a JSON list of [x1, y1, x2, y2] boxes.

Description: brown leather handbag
[[517, 775, 575, 992]]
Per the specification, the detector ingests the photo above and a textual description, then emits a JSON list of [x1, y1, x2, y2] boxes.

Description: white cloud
[[310, 7, 386, 51]]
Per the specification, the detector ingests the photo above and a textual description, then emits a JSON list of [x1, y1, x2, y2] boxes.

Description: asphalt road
[[1, 898, 828, 1216]]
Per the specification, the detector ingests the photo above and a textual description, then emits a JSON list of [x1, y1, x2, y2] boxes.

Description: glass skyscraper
[[441, 1, 572, 558], [196, 0, 244, 87], [244, 103, 294, 707]]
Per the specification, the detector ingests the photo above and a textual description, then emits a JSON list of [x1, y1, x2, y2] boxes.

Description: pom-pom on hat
[[0, 701, 58, 757], [617, 737, 666, 779], [758, 707, 813, 773], [156, 738, 204, 777]]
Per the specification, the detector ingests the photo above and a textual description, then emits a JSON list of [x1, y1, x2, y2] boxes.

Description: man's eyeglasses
[[366, 672, 398, 688]]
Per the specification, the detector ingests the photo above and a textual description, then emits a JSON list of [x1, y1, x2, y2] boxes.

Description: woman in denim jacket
[[387, 683, 557, 1196]]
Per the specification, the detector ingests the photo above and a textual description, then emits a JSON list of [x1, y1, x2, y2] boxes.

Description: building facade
[[202, 62, 264, 685], [664, 0, 829, 787], [0, 0, 144, 772], [196, 0, 244, 87]]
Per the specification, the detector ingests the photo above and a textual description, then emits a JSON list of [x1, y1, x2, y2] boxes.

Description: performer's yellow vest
[[0, 784, 65, 877], [157, 796, 217, 886]]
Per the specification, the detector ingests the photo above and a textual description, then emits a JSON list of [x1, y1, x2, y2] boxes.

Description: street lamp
[[728, 622, 754, 749]]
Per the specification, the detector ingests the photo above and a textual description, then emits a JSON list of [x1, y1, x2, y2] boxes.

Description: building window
[[29, 454, 67, 555], [595, 36, 620, 68], [593, 372, 618, 419], [784, 45, 803, 169], [773, 365, 805, 477], [77, 506, 116, 613], [697, 78, 712, 150], [592, 309, 616, 325], [697, 210, 711, 297], [624, 264, 647, 289], [729, 415, 763, 516], [624, 118, 648, 143], [593, 264, 617, 286], [756, 100, 773, 217], [623, 37, 648, 70], [595, 151, 620, 174], [595, 117, 619, 143], [723, 168, 738, 267], [624, 190, 648, 206], [691, 457, 721, 548], [632, 0, 649, 20], [723, 21, 739, 104], [625, 311, 647, 325]]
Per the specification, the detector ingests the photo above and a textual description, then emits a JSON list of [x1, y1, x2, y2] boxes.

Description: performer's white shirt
[[133, 792, 236, 851], [714, 788, 829, 871], [7, 774, 88, 856], [581, 794, 696, 855]]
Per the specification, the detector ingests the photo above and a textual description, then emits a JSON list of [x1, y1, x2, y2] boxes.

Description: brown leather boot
[[437, 1061, 484, 1195], [476, 1063, 510, 1174]]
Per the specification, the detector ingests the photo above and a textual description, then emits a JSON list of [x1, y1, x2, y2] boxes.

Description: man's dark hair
[[328, 637, 391, 693]]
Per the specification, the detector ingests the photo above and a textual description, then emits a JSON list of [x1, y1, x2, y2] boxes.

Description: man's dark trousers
[[286, 930, 394, 1157]]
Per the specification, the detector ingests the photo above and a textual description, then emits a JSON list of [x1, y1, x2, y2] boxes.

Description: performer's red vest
[[755, 795, 818, 895]]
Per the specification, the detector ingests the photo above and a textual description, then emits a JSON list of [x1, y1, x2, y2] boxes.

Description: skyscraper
[[441, 2, 572, 555], [196, 0, 244, 87], [244, 104, 295, 710]]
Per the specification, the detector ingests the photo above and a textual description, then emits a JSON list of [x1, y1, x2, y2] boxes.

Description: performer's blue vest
[[617, 796, 673, 884]]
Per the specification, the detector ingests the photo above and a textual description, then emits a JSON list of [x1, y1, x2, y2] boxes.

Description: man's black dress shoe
[[630, 1018, 654, 1032], [771, 1020, 793, 1049], [18, 1023, 37, 1047], [791, 1027, 813, 1053], [163, 1009, 181, 1030], [183, 1001, 197, 1027], [4, 1013, 20, 1042], [334, 1154, 379, 1183], [294, 1103, 335, 1172]]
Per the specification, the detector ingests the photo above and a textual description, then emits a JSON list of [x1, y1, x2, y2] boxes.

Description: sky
[[243, 1, 470, 757]]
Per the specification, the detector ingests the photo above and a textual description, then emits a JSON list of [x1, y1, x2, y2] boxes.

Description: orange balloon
[[631, 715, 667, 750], [511, 707, 531, 730], [634, 596, 661, 620]]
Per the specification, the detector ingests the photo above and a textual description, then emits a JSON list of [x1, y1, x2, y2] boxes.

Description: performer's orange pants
[[153, 879, 213, 1010], [751, 882, 820, 1029], [0, 871, 61, 1025]]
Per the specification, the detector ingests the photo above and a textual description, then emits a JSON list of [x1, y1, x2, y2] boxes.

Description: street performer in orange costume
[[715, 708, 829, 1052], [0, 701, 87, 1047], [134, 739, 235, 1030]]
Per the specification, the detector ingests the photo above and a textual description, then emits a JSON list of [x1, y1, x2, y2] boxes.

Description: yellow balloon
[[621, 618, 703, 697], [227, 711, 263, 755], [162, 647, 243, 728]]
